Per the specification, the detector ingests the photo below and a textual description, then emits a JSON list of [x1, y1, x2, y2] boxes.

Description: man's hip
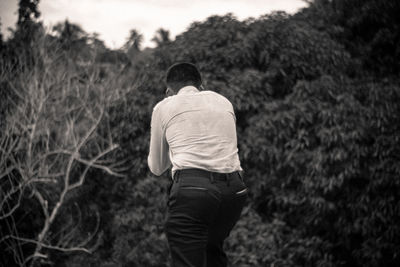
[[165, 168, 248, 267]]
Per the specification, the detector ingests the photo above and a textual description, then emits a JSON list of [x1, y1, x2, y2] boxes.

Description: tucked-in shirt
[[147, 86, 242, 177]]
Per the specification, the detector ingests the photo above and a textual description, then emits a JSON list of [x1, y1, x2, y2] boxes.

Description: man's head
[[165, 62, 202, 94]]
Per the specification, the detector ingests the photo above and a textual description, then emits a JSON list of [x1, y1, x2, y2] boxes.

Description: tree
[[3, 1, 400, 266], [105, 10, 400, 266], [0, 35, 124, 267], [123, 29, 143, 51], [15, 0, 42, 45], [151, 28, 170, 47], [51, 20, 91, 61], [123, 29, 143, 60], [298, 0, 400, 75], [88, 32, 106, 52], [0, 18, 4, 47], [52, 20, 87, 43], [17, 0, 40, 26]]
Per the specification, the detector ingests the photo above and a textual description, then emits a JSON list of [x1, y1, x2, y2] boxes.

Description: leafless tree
[[0, 41, 125, 266]]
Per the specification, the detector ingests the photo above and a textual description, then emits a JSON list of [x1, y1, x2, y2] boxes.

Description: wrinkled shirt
[[147, 86, 242, 177]]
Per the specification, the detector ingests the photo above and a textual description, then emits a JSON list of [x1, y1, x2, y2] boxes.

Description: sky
[[0, 0, 308, 49]]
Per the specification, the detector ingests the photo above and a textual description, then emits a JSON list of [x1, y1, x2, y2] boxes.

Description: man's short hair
[[166, 62, 202, 89]]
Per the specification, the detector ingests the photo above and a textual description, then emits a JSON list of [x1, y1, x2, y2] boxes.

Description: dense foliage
[[1, 0, 399, 266]]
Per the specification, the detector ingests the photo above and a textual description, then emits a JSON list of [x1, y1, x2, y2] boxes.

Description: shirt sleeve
[[229, 102, 237, 123], [147, 104, 171, 176]]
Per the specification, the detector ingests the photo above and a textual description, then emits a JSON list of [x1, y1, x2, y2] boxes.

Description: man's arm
[[147, 105, 171, 176]]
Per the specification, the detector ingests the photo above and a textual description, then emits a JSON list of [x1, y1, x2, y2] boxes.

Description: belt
[[174, 168, 242, 182]]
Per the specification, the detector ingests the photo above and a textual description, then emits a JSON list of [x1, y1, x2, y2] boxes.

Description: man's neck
[[177, 86, 199, 95]]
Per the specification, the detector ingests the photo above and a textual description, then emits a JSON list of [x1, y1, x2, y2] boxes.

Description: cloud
[[0, 0, 308, 48], [0, 0, 18, 34]]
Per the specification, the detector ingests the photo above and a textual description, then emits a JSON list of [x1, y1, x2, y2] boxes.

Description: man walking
[[148, 62, 247, 267]]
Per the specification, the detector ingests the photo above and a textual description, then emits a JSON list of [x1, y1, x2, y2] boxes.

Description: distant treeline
[[0, 0, 399, 266]]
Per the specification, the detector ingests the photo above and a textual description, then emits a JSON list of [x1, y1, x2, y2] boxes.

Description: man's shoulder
[[153, 90, 233, 113], [203, 90, 231, 101], [153, 96, 174, 113], [202, 90, 233, 108]]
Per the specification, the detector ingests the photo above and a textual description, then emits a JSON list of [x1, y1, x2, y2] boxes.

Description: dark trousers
[[165, 169, 248, 267]]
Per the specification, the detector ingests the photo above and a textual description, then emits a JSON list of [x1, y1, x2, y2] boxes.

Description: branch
[[2, 235, 92, 253], [0, 165, 18, 180], [31, 106, 106, 262], [23, 253, 48, 267], [35, 147, 124, 178], [0, 176, 57, 217], [55, 204, 82, 247], [74, 153, 124, 177], [76, 211, 100, 248], [69, 143, 120, 190], [0, 182, 26, 220], [32, 189, 49, 220]]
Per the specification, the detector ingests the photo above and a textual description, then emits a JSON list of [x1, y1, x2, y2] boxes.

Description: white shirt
[[147, 86, 242, 177]]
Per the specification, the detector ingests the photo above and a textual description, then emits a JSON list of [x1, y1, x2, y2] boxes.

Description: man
[[148, 62, 247, 267]]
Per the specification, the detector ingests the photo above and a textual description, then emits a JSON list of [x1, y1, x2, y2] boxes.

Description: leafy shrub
[[2, 1, 400, 266], [110, 177, 170, 267], [245, 76, 400, 266]]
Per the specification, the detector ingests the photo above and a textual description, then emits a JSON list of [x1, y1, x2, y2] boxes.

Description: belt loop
[[238, 171, 244, 182], [210, 172, 214, 183], [174, 170, 180, 183], [226, 173, 230, 186]]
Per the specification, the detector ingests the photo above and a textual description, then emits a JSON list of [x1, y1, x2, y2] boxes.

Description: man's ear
[[165, 88, 175, 97]]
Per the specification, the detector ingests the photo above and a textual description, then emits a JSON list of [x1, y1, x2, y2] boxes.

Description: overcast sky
[[0, 0, 308, 49]]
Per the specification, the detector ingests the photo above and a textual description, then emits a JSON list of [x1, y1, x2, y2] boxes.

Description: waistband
[[174, 168, 242, 182]]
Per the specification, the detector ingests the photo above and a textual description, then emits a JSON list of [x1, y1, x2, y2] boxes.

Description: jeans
[[165, 169, 248, 267]]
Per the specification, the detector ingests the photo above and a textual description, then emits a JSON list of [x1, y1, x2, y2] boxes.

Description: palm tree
[[151, 28, 170, 47], [52, 20, 88, 50], [123, 29, 143, 52]]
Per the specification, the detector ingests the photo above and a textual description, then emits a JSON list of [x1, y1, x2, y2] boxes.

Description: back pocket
[[236, 188, 248, 196]]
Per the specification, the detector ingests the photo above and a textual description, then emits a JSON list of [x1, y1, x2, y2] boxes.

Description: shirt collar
[[177, 86, 199, 95]]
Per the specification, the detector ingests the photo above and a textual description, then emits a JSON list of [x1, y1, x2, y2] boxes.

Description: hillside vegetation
[[1, 0, 399, 266]]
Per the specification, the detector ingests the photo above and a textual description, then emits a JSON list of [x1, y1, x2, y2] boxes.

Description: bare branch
[[23, 253, 48, 267], [73, 151, 124, 177], [33, 147, 123, 178], [36, 173, 64, 179], [55, 203, 82, 247], [0, 176, 57, 217], [1, 47, 124, 265], [76, 211, 100, 247], [0, 182, 26, 220], [69, 143, 120, 190], [2, 235, 92, 253], [0, 191, 24, 220], [32, 189, 49, 220], [0, 165, 18, 180]]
